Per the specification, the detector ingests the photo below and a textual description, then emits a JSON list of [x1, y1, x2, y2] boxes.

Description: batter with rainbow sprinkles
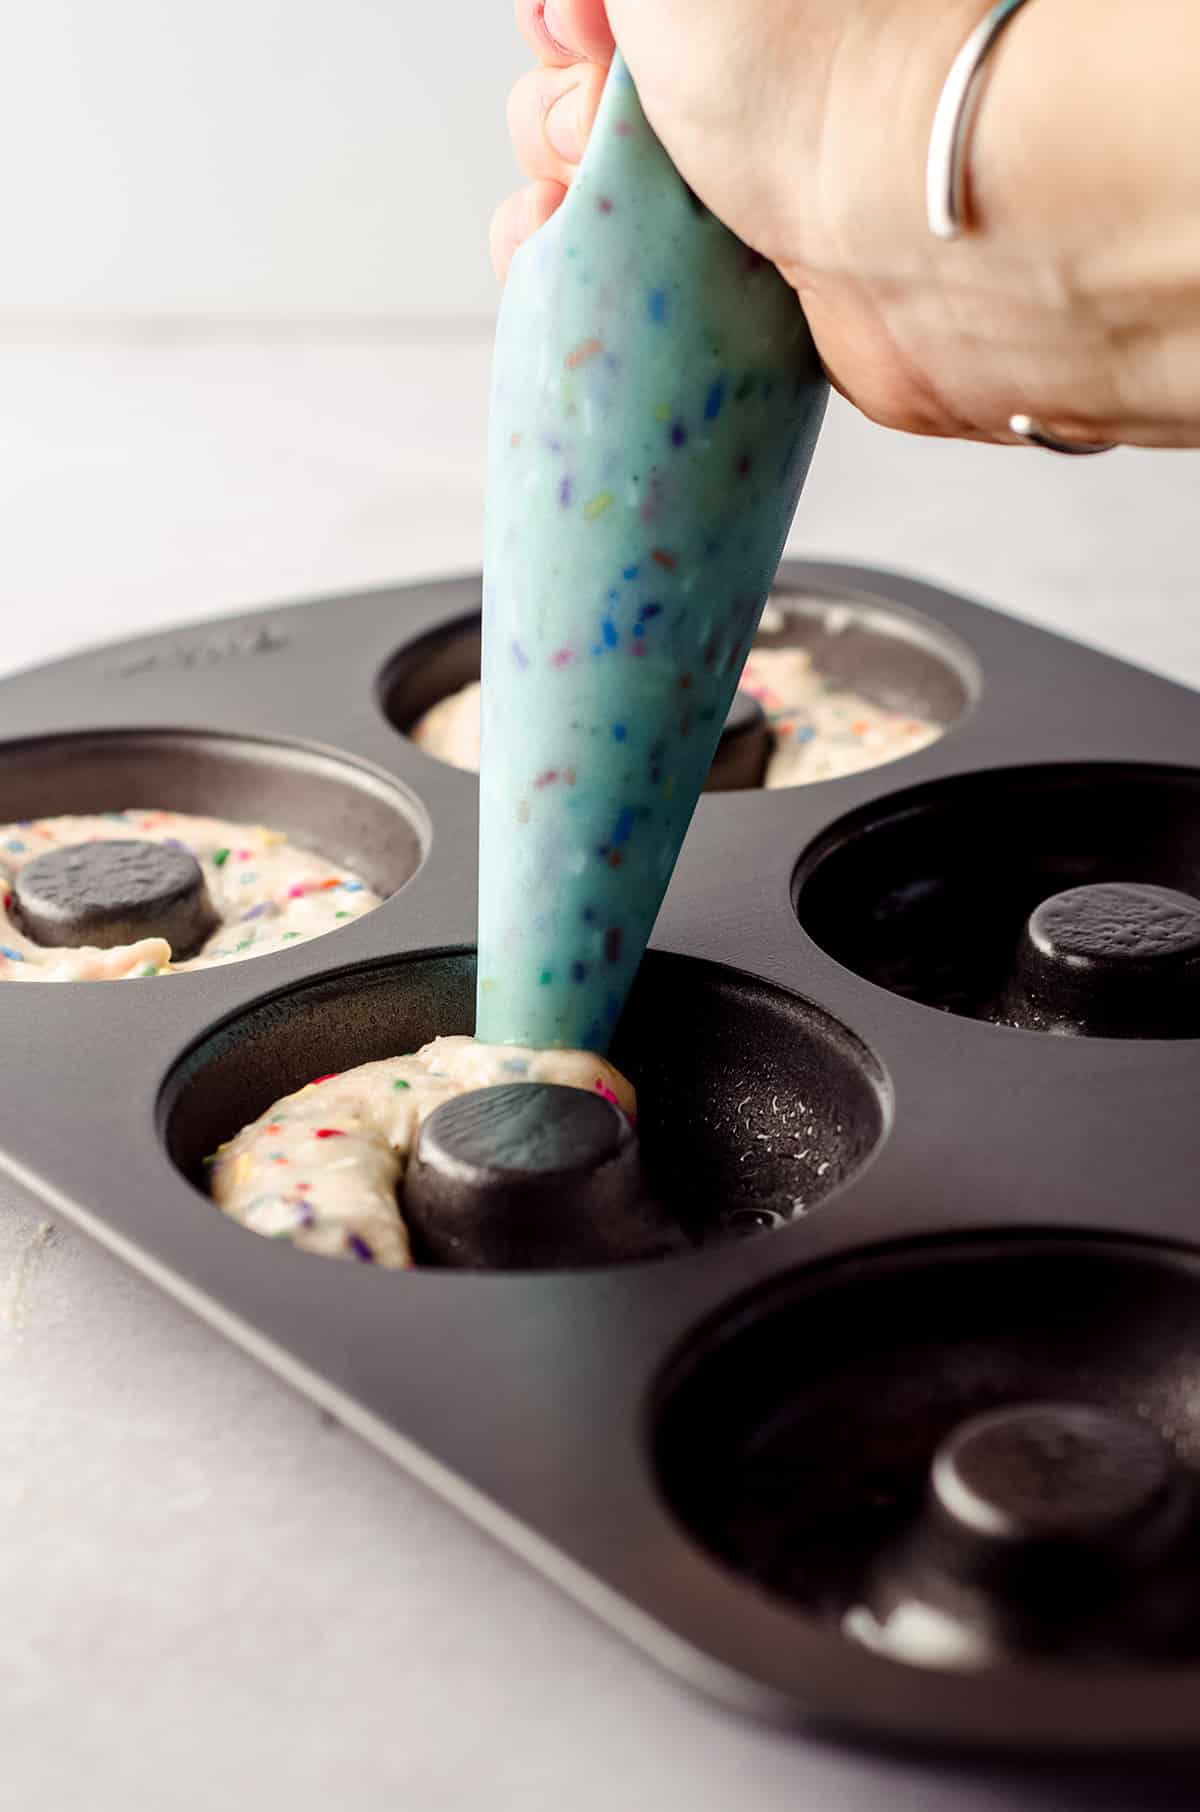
[[0, 811, 380, 981], [212, 55, 827, 1264], [474, 55, 826, 1051]]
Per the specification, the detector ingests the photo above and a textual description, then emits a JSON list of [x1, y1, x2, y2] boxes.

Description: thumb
[[527, 0, 614, 65]]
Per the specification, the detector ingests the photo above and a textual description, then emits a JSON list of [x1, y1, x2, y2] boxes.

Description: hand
[[493, 0, 1200, 449]]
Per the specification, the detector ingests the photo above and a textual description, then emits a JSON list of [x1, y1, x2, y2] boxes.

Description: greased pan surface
[[3, 562, 1200, 1752]]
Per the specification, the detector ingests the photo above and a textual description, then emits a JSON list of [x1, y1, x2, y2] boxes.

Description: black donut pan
[[5, 561, 1200, 1759]]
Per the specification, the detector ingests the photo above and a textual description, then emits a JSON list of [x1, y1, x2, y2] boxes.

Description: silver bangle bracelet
[[926, 0, 1033, 243], [926, 0, 1117, 455]]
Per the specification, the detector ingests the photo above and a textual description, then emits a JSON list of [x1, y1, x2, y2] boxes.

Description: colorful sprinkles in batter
[[739, 647, 940, 785], [412, 636, 940, 787], [0, 811, 382, 980], [474, 56, 827, 1052], [209, 1038, 636, 1267]]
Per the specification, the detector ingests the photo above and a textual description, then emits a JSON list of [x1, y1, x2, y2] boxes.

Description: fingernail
[[545, 85, 583, 162], [542, 1, 574, 55]]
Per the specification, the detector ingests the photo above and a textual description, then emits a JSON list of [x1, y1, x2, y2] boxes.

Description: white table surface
[[2, 333, 1199, 1811]]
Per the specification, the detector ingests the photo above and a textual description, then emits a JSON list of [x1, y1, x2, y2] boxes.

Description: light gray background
[[2, 4, 1200, 1806], [1, 0, 524, 326]]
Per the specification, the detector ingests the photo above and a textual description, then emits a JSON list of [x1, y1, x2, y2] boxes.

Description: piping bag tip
[[476, 52, 828, 1052]]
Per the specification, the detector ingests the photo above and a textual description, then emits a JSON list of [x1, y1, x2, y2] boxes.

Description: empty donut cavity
[[654, 1237, 1200, 1680], [794, 763, 1200, 1037]]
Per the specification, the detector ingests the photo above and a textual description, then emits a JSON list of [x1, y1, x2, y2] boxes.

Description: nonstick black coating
[[3, 562, 1200, 1753], [163, 950, 889, 1256], [794, 762, 1200, 1032], [0, 728, 426, 901], [654, 1237, 1200, 1655]]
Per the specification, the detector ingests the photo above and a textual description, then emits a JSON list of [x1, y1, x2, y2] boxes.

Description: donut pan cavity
[[6, 563, 1200, 1757], [0, 727, 427, 905], [163, 951, 889, 1253], [379, 575, 980, 788]]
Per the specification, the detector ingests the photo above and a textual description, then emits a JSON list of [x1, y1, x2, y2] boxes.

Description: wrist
[[970, 0, 1200, 441], [778, 0, 1036, 437]]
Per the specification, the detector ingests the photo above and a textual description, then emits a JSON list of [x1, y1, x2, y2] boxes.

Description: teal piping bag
[[477, 53, 829, 1051]]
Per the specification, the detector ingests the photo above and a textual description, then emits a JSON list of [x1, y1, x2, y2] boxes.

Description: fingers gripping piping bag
[[477, 55, 829, 1053]]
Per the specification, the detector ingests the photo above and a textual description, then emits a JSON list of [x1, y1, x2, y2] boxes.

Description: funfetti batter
[[412, 654, 939, 786], [209, 1037, 636, 1267], [411, 680, 483, 771], [476, 56, 828, 1053], [739, 648, 941, 785], [0, 811, 381, 980]]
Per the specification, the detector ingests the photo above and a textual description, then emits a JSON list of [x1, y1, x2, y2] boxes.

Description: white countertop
[[2, 332, 1199, 1811]]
